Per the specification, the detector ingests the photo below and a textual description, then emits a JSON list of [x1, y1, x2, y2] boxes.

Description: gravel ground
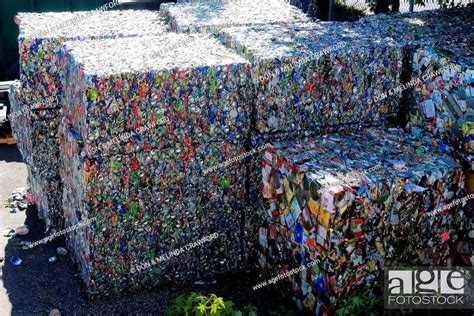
[[0, 143, 290, 316]]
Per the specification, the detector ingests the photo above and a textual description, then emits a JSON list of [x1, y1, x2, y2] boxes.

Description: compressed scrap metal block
[[218, 22, 403, 136], [13, 10, 167, 228], [27, 111, 62, 227], [221, 22, 404, 231], [61, 34, 252, 157], [8, 81, 61, 168], [252, 128, 468, 313], [17, 10, 167, 108], [28, 167, 62, 228], [61, 132, 247, 295], [356, 8, 473, 126], [16, 10, 167, 157], [16, 9, 168, 154], [408, 46, 473, 170], [7, 88, 61, 168], [160, 1, 310, 33], [355, 8, 474, 48], [9, 82, 61, 226], [59, 34, 252, 295], [356, 8, 474, 166], [8, 82, 28, 160]]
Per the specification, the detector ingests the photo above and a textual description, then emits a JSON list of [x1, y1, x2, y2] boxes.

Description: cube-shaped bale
[[252, 128, 467, 313], [219, 22, 403, 135], [160, 1, 310, 33], [408, 46, 473, 156], [61, 34, 252, 157], [59, 34, 253, 295]]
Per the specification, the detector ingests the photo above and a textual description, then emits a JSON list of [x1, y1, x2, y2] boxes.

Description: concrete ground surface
[[0, 143, 282, 316]]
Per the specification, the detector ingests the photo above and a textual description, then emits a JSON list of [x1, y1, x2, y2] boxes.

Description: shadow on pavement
[[2, 205, 85, 315], [0, 144, 23, 163], [1, 204, 281, 315]]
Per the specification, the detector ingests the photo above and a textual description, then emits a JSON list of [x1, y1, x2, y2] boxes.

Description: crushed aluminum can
[[56, 247, 68, 256], [10, 256, 22, 266], [49, 308, 61, 316], [15, 225, 29, 235]]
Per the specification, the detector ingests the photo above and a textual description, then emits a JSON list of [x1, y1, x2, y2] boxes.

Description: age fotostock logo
[[385, 268, 473, 309]]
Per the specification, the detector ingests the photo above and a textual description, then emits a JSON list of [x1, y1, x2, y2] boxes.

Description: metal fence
[[341, 0, 472, 14], [291, 0, 472, 19]]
